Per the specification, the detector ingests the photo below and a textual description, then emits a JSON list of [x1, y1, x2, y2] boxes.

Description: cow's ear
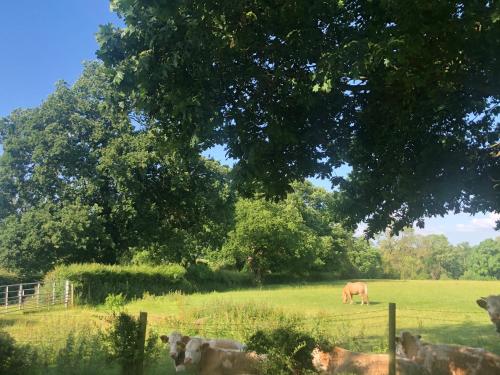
[[160, 335, 169, 343], [477, 298, 488, 309], [181, 336, 190, 344]]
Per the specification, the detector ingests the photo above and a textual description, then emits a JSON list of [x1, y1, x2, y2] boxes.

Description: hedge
[[44, 263, 254, 304], [0, 268, 19, 286], [44, 263, 190, 304]]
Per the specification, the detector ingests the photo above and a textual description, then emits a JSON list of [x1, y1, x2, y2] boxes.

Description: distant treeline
[[0, 63, 498, 283]]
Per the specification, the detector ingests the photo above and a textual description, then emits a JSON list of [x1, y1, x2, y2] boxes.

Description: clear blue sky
[[1, 1, 498, 245]]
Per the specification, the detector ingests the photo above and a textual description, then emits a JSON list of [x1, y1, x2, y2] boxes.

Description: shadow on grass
[[0, 318, 16, 328]]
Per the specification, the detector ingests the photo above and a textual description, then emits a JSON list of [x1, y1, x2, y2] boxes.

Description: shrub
[[55, 331, 115, 375], [186, 263, 254, 290], [104, 312, 161, 375], [44, 262, 254, 304], [104, 293, 127, 313], [0, 330, 34, 375], [44, 263, 190, 304], [246, 328, 321, 374]]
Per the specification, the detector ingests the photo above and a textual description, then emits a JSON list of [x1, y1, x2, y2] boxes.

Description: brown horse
[[342, 282, 369, 305]]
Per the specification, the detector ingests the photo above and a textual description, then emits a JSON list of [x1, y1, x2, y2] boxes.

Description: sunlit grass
[[1, 279, 499, 358]]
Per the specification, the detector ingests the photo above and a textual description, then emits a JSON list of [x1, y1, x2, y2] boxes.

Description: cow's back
[[416, 344, 500, 375], [199, 347, 262, 375], [314, 347, 429, 375]]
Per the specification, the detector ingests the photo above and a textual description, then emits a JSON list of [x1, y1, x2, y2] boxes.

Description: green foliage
[[0, 62, 235, 275], [44, 262, 254, 304], [221, 198, 318, 281], [0, 267, 19, 285], [0, 331, 34, 375], [345, 239, 383, 278], [247, 328, 322, 374], [105, 293, 127, 313], [98, 0, 500, 235], [55, 332, 115, 375], [105, 313, 140, 374], [44, 263, 189, 304], [218, 182, 353, 282], [378, 230, 499, 280], [104, 312, 161, 375], [0, 202, 112, 277], [464, 238, 500, 280]]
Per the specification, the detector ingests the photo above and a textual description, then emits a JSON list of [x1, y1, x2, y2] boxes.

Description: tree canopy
[[97, 0, 500, 236], [0, 62, 234, 275]]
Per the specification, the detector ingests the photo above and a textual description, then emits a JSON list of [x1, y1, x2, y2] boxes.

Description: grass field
[[1, 279, 499, 372]]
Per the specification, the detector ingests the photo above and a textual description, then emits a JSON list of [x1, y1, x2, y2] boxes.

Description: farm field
[[2, 279, 499, 357]]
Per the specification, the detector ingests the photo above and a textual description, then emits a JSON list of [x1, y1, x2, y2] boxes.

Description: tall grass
[[1, 279, 499, 374]]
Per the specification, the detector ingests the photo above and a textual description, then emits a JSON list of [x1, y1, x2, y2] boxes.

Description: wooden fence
[[0, 280, 73, 314]]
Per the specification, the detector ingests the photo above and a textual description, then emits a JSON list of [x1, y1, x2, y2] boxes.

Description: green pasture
[[123, 279, 500, 353], [1, 279, 499, 372]]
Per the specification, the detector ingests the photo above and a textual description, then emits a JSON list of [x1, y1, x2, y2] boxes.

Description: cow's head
[[477, 295, 500, 333], [184, 338, 209, 365], [395, 332, 422, 360], [160, 331, 190, 359], [312, 348, 331, 372]]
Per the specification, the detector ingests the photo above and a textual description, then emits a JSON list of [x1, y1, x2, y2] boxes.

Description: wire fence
[[1, 295, 493, 354]]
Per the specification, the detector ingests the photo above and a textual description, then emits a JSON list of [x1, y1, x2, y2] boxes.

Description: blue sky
[[1, 1, 498, 245]]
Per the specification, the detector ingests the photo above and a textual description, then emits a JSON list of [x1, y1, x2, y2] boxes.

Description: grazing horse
[[342, 282, 369, 305], [477, 295, 500, 333]]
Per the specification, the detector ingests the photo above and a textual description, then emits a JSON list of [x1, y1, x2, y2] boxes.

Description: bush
[[55, 331, 116, 375], [460, 270, 496, 281], [44, 263, 190, 304], [104, 293, 127, 313], [186, 263, 254, 290], [246, 328, 322, 374], [105, 312, 161, 375], [0, 330, 34, 375], [0, 268, 19, 285]]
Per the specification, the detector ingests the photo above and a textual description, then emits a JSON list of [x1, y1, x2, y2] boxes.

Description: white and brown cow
[[312, 346, 429, 375], [160, 332, 191, 372], [342, 281, 369, 305], [396, 331, 500, 375], [183, 337, 264, 375], [477, 295, 500, 333]]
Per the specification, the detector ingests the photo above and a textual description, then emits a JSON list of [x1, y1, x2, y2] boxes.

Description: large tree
[[217, 182, 355, 281], [0, 62, 234, 274], [97, 0, 500, 236]]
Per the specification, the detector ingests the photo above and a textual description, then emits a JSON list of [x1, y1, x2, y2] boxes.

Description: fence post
[[70, 283, 74, 307], [135, 311, 148, 375], [388, 302, 396, 375], [18, 283, 23, 310], [4, 286, 8, 309], [36, 283, 41, 307], [52, 282, 56, 305], [64, 280, 70, 308]]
